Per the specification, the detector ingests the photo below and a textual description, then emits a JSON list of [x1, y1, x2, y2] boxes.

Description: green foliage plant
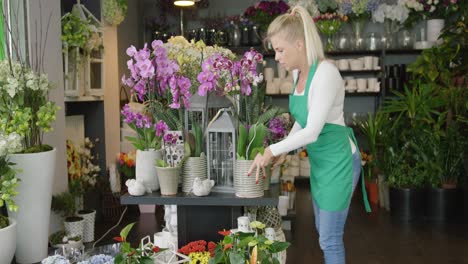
[[209, 221, 290, 264]]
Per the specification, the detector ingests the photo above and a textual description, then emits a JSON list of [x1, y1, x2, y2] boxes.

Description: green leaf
[[140, 257, 154, 264], [114, 254, 124, 264], [120, 222, 135, 240], [237, 124, 247, 159], [249, 146, 265, 160], [269, 241, 291, 253], [155, 159, 168, 167]]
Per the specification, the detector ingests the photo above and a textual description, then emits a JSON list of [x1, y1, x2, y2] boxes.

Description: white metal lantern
[[206, 108, 236, 192], [62, 0, 104, 98], [184, 92, 232, 133]]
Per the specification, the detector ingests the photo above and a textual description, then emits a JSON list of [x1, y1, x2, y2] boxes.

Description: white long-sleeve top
[[269, 60, 357, 156]]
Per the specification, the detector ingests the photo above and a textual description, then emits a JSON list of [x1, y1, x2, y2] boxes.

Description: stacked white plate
[[181, 155, 207, 193], [234, 160, 264, 198]]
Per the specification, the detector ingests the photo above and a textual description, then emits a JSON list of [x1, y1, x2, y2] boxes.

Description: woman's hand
[[247, 147, 274, 184]]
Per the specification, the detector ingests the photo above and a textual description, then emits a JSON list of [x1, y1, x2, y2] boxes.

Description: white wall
[[25, 0, 67, 232]]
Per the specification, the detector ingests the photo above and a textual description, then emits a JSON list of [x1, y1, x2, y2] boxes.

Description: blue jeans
[[312, 151, 361, 264]]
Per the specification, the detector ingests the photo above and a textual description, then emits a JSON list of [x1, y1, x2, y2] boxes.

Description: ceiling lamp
[[174, 0, 195, 7]]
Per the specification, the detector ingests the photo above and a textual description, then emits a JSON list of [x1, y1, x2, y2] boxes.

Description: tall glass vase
[[351, 19, 366, 50], [383, 19, 402, 49]]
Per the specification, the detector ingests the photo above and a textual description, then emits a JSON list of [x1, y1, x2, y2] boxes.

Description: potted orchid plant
[[197, 48, 283, 197], [155, 132, 182, 196], [121, 39, 193, 194]]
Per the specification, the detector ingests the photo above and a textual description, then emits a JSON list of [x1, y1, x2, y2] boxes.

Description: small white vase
[[156, 167, 180, 196], [136, 149, 162, 191], [427, 19, 445, 43], [0, 218, 16, 264], [77, 210, 96, 242]]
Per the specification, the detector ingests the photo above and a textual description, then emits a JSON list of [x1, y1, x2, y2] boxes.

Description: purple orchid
[[121, 40, 192, 109]]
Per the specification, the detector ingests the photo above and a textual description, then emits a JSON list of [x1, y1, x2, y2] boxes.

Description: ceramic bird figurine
[[126, 179, 147, 196], [192, 177, 215, 196]]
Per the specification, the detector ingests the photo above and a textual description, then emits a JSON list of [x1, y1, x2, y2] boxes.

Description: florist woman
[[248, 5, 371, 264]]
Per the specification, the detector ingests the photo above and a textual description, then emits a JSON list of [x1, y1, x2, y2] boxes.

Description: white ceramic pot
[[182, 156, 207, 193], [64, 217, 85, 238], [77, 210, 96, 242], [427, 19, 445, 43], [8, 148, 56, 263], [234, 160, 264, 198], [156, 167, 180, 196], [0, 218, 16, 264], [136, 149, 162, 191]]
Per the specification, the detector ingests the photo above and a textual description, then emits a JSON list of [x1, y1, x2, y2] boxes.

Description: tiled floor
[[93, 181, 468, 264]]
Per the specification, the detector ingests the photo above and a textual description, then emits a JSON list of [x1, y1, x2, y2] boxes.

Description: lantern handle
[[204, 108, 226, 137]]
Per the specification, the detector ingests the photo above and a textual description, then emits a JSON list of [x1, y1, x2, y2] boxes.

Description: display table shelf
[[120, 184, 281, 247], [120, 184, 280, 206]]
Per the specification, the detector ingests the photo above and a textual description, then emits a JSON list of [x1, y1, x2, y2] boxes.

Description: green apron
[[289, 62, 371, 212]]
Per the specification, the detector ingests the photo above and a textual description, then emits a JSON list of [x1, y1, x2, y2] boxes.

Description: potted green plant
[[0, 20, 60, 261], [0, 132, 21, 263], [51, 192, 85, 239], [49, 230, 82, 250], [380, 83, 444, 221], [155, 132, 183, 196], [114, 222, 166, 264], [181, 122, 207, 193], [209, 221, 290, 264]]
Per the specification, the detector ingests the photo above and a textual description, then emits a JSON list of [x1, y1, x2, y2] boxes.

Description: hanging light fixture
[[174, 0, 195, 7], [173, 0, 197, 36]]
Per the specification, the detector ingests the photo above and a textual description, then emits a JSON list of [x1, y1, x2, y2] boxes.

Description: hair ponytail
[[266, 5, 324, 66]]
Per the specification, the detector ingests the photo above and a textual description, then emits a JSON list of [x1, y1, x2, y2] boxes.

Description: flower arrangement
[[163, 36, 235, 95], [288, 0, 320, 17], [209, 221, 290, 264], [117, 151, 136, 182], [121, 104, 169, 151], [0, 132, 22, 213], [372, 3, 409, 37], [400, 0, 459, 21], [114, 222, 164, 264], [121, 39, 193, 130], [0, 60, 59, 153], [372, 3, 409, 24], [102, 0, 128, 26], [178, 240, 217, 264], [243, 0, 290, 32], [197, 49, 263, 98], [67, 138, 101, 206], [340, 0, 380, 21], [314, 12, 348, 51]]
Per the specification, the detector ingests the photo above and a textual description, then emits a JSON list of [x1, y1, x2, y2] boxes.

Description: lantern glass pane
[[90, 62, 102, 89], [187, 111, 203, 131], [208, 131, 234, 188]]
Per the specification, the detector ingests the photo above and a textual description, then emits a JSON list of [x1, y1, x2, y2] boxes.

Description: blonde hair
[[266, 5, 324, 66]]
